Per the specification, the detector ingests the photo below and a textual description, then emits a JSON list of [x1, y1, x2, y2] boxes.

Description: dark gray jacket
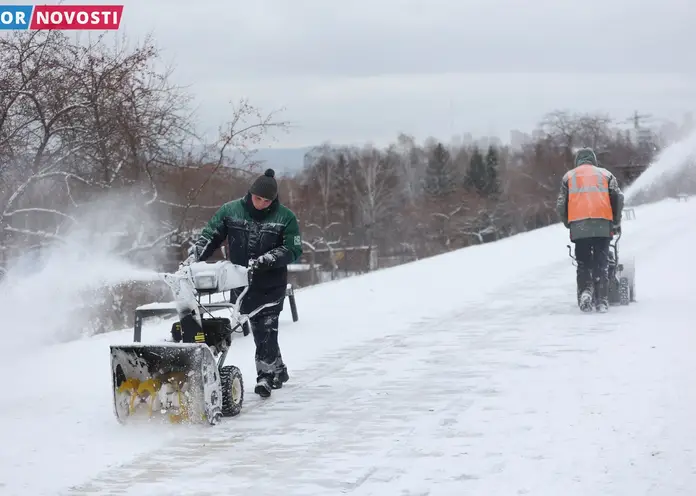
[[556, 148, 624, 241]]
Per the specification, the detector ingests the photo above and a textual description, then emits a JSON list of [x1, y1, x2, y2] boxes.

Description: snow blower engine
[[109, 260, 267, 426]]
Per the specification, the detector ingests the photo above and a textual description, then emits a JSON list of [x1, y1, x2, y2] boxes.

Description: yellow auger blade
[[110, 343, 222, 425]]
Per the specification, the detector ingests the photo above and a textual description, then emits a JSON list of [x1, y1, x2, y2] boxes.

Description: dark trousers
[[574, 237, 611, 302], [230, 287, 286, 382], [249, 310, 286, 381]]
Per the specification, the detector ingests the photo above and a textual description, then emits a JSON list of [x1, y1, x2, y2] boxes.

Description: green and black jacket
[[194, 193, 303, 290]]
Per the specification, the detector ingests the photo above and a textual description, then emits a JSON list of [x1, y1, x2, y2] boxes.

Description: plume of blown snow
[[624, 130, 696, 204], [0, 191, 168, 357]]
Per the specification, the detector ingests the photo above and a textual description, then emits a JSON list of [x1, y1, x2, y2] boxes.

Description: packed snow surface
[[2, 198, 696, 495]]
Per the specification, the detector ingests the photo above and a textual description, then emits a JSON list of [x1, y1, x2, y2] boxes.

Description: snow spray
[[0, 192, 168, 356], [623, 129, 696, 204]]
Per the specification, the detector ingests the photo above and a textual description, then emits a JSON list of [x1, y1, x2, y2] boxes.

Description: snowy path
[[3, 199, 696, 495], [68, 210, 696, 495]]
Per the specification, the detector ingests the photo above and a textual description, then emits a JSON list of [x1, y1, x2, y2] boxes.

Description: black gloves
[[248, 252, 276, 271]]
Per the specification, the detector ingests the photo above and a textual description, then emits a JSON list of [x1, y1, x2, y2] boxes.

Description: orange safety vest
[[567, 164, 613, 222]]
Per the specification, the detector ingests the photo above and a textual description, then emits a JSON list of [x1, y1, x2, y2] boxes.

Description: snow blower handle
[[567, 244, 576, 259], [612, 231, 621, 262], [566, 244, 577, 266], [247, 258, 258, 284], [611, 228, 621, 246]]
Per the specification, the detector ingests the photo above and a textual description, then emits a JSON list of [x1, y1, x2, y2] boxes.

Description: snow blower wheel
[[619, 277, 630, 305], [621, 255, 637, 302], [220, 365, 244, 417]]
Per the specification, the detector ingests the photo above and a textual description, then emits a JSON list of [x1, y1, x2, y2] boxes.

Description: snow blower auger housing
[[110, 260, 288, 426], [567, 232, 636, 307]]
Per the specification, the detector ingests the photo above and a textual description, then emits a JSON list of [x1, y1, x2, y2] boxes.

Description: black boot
[[576, 264, 594, 312], [596, 270, 609, 312], [254, 375, 272, 398], [272, 365, 289, 389]]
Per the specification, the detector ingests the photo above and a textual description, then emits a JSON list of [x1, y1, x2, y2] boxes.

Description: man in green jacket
[[187, 168, 303, 397]]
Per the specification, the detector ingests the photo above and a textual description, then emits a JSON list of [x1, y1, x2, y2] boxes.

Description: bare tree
[[350, 144, 401, 246], [168, 98, 289, 240], [304, 143, 338, 228], [0, 31, 287, 270], [390, 133, 427, 207], [304, 221, 341, 279]]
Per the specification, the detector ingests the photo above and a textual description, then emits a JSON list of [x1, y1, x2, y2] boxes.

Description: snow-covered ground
[[2, 197, 696, 495]]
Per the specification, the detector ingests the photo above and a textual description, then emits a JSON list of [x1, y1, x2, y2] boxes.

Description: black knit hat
[[249, 168, 277, 200]]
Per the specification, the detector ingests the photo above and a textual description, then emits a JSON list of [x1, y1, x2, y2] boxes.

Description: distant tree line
[[285, 111, 664, 264]]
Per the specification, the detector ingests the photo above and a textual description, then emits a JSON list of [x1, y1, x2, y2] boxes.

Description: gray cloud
[[112, 0, 696, 146], [127, 0, 696, 77]]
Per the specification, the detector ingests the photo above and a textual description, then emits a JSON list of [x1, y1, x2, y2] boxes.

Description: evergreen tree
[[483, 145, 501, 197], [465, 146, 486, 193], [423, 142, 455, 196]]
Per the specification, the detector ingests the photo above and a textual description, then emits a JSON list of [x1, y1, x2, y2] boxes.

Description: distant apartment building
[[509, 129, 531, 150]]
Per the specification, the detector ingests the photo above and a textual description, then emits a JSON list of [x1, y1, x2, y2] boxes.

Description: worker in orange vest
[[557, 147, 624, 312]]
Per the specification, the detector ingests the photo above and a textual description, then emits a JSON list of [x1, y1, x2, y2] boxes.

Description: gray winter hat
[[249, 168, 278, 200], [575, 148, 598, 166]]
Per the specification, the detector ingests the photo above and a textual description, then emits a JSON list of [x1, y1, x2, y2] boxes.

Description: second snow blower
[[567, 232, 636, 307], [109, 260, 286, 426]]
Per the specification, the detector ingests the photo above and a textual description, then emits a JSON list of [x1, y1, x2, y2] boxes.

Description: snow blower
[[109, 260, 283, 426], [566, 232, 636, 307]]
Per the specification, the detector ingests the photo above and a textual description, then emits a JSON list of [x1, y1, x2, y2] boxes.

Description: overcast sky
[[109, 0, 696, 147]]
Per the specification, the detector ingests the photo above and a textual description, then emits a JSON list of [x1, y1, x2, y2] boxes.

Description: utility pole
[[627, 110, 653, 129]]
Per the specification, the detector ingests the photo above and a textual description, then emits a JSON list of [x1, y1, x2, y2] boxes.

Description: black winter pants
[[249, 310, 286, 382], [230, 286, 286, 382], [574, 237, 611, 302]]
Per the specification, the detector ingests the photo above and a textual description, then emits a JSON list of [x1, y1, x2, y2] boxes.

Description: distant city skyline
[[244, 111, 696, 176], [257, 110, 696, 152], [189, 85, 696, 151]]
